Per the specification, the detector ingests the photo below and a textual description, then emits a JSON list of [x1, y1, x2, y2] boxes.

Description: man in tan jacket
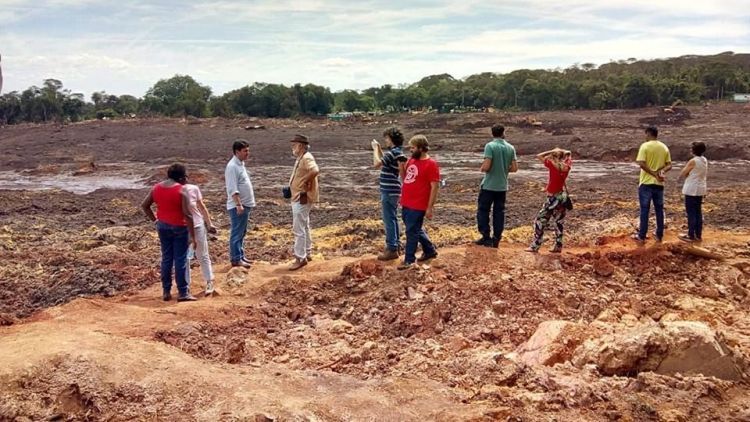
[[288, 134, 320, 270]]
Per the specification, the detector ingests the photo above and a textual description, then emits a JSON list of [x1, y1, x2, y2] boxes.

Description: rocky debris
[[312, 316, 354, 335], [462, 351, 524, 387], [225, 267, 248, 288], [669, 243, 726, 260], [72, 161, 97, 176], [593, 256, 615, 277], [406, 286, 423, 300], [0, 312, 16, 326], [572, 320, 747, 381], [340, 260, 383, 280], [74, 238, 105, 251], [491, 300, 509, 315], [511, 320, 596, 366], [94, 226, 139, 243], [514, 317, 748, 382], [638, 106, 692, 126]]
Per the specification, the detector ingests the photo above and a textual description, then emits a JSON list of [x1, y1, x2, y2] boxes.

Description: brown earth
[[1, 104, 750, 420]]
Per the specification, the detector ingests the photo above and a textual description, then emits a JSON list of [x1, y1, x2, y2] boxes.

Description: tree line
[[1, 52, 749, 124]]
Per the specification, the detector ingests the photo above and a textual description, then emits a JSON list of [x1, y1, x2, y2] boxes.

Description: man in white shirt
[[225, 140, 256, 268]]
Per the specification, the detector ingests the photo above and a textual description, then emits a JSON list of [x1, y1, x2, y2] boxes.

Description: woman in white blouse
[[678, 142, 708, 242]]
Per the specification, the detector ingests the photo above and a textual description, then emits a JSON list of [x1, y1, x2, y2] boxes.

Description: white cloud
[[1, 0, 748, 96], [320, 57, 355, 68]]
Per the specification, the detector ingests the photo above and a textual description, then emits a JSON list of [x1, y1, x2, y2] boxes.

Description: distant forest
[[1, 52, 749, 124]]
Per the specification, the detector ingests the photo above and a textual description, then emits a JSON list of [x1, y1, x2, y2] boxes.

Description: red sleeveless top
[[153, 183, 186, 226]]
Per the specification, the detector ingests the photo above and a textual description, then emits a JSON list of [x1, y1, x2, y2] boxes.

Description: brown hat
[[290, 134, 309, 144]]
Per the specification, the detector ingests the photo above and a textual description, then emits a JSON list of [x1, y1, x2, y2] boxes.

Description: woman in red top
[[141, 163, 197, 301], [526, 148, 572, 253]]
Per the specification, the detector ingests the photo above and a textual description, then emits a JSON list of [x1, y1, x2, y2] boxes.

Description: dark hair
[[382, 127, 404, 147], [491, 124, 505, 138], [645, 126, 658, 138], [167, 163, 187, 184], [233, 139, 249, 153], [691, 141, 706, 156]]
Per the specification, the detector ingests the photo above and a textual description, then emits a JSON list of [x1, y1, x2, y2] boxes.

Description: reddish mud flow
[[1, 104, 749, 420]]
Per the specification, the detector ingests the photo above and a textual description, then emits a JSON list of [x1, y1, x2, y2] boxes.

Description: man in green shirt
[[476, 124, 518, 247], [634, 126, 672, 244]]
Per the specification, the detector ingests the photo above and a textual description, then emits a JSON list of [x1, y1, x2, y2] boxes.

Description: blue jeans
[[402, 207, 436, 264], [228, 207, 250, 263], [381, 192, 401, 251], [685, 195, 703, 240], [156, 221, 190, 296], [477, 188, 507, 241], [638, 184, 665, 240]]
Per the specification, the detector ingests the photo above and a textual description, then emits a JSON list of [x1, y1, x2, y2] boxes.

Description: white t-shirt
[[183, 184, 205, 228]]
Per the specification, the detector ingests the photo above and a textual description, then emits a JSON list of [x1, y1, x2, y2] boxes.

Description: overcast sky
[[1, 0, 749, 98]]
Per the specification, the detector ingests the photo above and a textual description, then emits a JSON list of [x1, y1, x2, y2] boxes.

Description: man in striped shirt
[[371, 127, 408, 260]]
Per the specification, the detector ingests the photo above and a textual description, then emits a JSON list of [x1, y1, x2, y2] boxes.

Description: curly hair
[[382, 127, 405, 147], [166, 163, 187, 184]]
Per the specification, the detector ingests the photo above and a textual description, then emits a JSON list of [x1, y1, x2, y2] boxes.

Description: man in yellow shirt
[[634, 126, 672, 244]]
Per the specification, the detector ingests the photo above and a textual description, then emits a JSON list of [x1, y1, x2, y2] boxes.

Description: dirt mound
[[638, 107, 692, 126], [573, 320, 748, 380], [0, 223, 154, 319], [514, 319, 749, 381]]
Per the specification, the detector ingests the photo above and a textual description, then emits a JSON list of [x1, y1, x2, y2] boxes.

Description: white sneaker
[[205, 280, 215, 295]]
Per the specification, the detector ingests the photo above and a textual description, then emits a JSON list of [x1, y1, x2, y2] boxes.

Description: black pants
[[685, 195, 703, 240], [477, 189, 507, 241]]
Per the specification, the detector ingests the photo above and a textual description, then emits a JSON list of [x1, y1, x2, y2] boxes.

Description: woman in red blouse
[[141, 163, 197, 301]]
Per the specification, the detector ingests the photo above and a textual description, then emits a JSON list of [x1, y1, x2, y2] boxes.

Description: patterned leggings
[[530, 193, 567, 250]]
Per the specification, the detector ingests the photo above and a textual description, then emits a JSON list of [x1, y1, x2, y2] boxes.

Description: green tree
[[622, 76, 657, 108], [114, 95, 140, 116], [0, 93, 23, 124], [143, 75, 212, 117], [62, 93, 86, 122]]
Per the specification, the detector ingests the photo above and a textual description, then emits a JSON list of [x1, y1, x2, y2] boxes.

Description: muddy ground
[[1, 104, 750, 420]]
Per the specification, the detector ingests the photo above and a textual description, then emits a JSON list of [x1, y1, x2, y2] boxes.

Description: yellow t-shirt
[[636, 140, 671, 186]]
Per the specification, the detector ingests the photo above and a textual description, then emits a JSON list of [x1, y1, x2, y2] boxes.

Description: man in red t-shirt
[[398, 135, 440, 269], [526, 148, 572, 253]]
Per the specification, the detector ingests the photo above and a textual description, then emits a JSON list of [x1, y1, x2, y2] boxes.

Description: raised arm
[[371, 140, 384, 169]]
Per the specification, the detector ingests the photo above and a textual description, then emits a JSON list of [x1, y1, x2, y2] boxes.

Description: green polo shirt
[[480, 138, 517, 191]]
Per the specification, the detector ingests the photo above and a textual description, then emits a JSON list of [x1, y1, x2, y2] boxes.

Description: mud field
[[1, 104, 750, 420]]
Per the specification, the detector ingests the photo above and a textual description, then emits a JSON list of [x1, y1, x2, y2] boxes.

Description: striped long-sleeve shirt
[[379, 146, 407, 196]]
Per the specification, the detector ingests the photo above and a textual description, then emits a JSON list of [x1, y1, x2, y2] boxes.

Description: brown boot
[[288, 257, 308, 271], [377, 247, 399, 261]]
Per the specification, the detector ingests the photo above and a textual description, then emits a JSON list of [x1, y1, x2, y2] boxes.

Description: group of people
[[142, 124, 708, 301], [370, 124, 708, 261], [141, 135, 319, 301]]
